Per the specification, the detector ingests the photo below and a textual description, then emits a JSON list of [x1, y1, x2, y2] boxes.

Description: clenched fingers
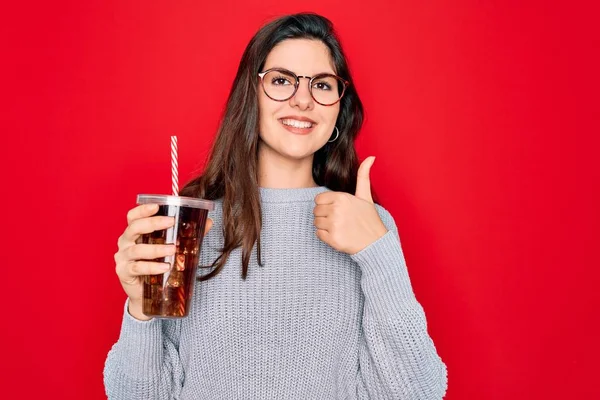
[[313, 216, 330, 231], [313, 204, 335, 217]]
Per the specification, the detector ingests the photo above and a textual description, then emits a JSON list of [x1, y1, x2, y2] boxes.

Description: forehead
[[263, 39, 336, 75]]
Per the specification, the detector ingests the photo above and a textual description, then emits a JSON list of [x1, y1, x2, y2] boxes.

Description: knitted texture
[[104, 186, 447, 399]]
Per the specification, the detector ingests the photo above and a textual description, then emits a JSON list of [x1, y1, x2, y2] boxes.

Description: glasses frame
[[258, 67, 350, 106]]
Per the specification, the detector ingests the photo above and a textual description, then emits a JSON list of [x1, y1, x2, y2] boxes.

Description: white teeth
[[281, 119, 314, 128]]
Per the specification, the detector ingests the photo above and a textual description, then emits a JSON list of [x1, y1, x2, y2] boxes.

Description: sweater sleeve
[[103, 299, 184, 399], [350, 206, 448, 400]]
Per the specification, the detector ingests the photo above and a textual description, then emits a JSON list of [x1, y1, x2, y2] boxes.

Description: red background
[[2, 1, 598, 399]]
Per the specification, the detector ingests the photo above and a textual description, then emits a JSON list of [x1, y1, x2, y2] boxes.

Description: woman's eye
[[272, 77, 292, 85], [314, 81, 332, 91]]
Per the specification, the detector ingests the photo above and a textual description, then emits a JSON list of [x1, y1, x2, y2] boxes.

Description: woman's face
[[258, 39, 341, 162]]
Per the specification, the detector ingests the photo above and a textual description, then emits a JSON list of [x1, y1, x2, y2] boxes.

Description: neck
[[257, 144, 317, 188]]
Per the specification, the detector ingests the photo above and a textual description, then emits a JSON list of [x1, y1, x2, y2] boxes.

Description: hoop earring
[[328, 126, 340, 143]]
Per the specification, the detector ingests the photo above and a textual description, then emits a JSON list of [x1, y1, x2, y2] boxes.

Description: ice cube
[[180, 221, 197, 238], [166, 270, 183, 287]]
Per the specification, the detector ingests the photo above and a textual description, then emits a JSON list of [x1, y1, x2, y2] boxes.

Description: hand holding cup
[[114, 203, 213, 320]]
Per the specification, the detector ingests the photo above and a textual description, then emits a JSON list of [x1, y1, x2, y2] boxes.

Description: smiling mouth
[[279, 118, 315, 129]]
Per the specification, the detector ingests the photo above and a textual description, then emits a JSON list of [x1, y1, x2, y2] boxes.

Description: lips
[[278, 117, 316, 135], [279, 115, 317, 124], [280, 118, 314, 129]]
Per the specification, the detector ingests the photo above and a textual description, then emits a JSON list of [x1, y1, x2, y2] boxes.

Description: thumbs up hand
[[313, 156, 388, 255]]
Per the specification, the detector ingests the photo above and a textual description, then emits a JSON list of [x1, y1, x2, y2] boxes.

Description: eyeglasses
[[258, 68, 349, 106]]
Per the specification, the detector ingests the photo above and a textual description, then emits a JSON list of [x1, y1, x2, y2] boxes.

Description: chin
[[260, 134, 325, 161], [278, 149, 315, 161]]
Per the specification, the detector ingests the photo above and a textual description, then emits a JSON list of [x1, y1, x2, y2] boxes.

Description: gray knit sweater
[[103, 186, 447, 399]]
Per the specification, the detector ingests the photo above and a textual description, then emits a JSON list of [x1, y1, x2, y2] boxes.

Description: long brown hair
[[181, 13, 365, 280]]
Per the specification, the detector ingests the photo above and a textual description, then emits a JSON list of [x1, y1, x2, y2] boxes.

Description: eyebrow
[[264, 66, 337, 76]]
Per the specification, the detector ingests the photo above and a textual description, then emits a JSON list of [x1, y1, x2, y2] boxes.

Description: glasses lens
[[263, 70, 297, 101], [311, 75, 344, 105]]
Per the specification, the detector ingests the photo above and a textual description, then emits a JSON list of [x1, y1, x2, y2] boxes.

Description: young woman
[[105, 13, 448, 399]]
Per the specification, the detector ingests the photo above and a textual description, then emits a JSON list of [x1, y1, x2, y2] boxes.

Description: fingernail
[[167, 246, 176, 255]]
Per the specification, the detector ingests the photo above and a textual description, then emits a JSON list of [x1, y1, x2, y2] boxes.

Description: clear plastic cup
[[136, 194, 214, 318]]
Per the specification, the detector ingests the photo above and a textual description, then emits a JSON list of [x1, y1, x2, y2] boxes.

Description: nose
[[289, 77, 314, 111]]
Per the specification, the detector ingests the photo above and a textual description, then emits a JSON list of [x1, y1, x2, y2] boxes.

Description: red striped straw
[[171, 136, 179, 196], [171, 135, 184, 316], [178, 287, 185, 316]]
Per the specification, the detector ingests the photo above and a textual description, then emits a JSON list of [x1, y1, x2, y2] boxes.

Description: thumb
[[355, 156, 375, 203], [203, 218, 213, 236]]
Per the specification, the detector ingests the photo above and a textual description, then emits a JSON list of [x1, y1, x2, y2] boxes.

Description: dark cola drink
[[136, 195, 214, 318]]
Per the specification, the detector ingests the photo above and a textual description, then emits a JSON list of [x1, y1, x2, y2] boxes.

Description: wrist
[[365, 223, 388, 250]]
